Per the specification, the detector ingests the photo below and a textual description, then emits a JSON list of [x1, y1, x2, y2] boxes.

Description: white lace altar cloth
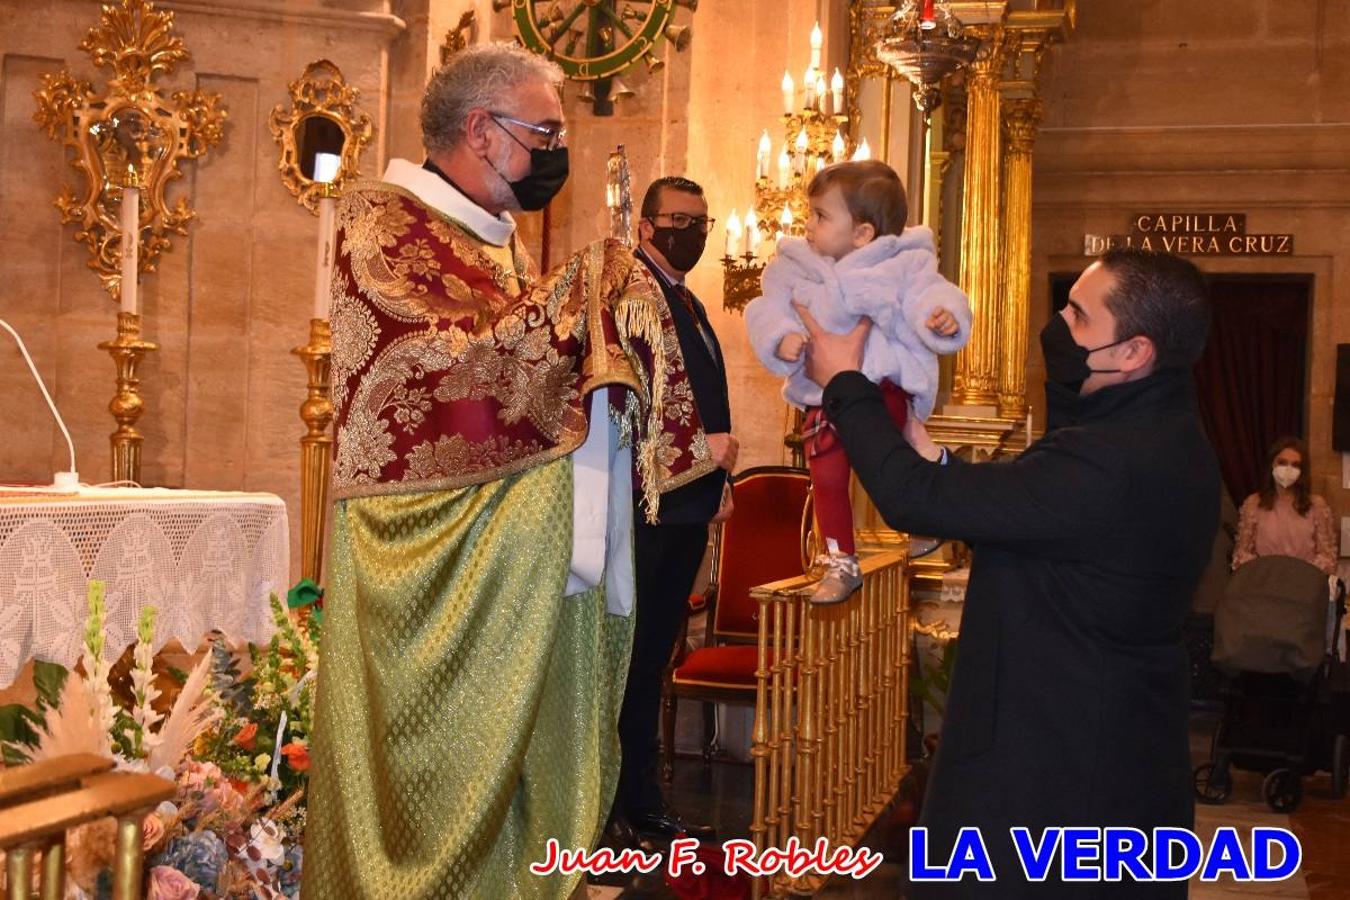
[[0, 487, 288, 687]]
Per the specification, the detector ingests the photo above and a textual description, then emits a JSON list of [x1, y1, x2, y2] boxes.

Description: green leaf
[[0, 703, 42, 749], [32, 660, 69, 713]]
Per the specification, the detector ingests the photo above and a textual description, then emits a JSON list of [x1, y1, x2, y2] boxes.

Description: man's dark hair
[[1099, 248, 1210, 368], [641, 176, 704, 220]]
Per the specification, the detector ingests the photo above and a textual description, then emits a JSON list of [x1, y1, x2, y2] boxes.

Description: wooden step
[[0, 771, 174, 849], [0, 754, 113, 808]]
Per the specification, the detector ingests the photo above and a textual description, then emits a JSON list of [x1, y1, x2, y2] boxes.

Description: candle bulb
[[725, 210, 742, 259], [851, 137, 872, 161], [832, 69, 845, 116], [793, 129, 809, 177], [757, 130, 772, 181], [746, 210, 759, 256], [119, 178, 140, 316], [810, 21, 823, 70], [312, 152, 341, 320], [781, 71, 795, 114], [921, 0, 937, 30], [816, 74, 828, 113], [803, 67, 817, 110], [777, 143, 791, 188], [780, 205, 794, 233], [832, 131, 846, 163], [815, 155, 826, 174]]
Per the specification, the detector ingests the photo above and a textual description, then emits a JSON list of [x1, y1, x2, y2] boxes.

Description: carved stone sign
[[1084, 213, 1293, 257]]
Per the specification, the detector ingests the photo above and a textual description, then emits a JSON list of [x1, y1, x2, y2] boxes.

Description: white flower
[[240, 819, 285, 867]]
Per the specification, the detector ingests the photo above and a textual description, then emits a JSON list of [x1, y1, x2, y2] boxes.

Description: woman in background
[[1232, 436, 1337, 575]]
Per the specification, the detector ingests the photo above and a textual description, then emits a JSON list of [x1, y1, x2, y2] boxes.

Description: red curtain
[[1192, 279, 1309, 505]]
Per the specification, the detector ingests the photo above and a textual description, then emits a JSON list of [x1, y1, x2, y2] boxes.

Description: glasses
[[647, 212, 717, 233], [489, 112, 567, 151]]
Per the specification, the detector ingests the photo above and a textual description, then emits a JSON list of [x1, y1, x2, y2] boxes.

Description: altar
[[0, 487, 288, 687]]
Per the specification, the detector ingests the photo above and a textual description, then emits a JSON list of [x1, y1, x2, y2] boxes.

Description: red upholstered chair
[[661, 466, 812, 782]]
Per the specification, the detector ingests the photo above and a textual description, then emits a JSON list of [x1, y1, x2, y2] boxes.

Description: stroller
[[1192, 555, 1348, 812]]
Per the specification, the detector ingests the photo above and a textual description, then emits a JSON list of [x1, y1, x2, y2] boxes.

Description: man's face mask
[[1039, 314, 1134, 394], [487, 114, 569, 212], [648, 214, 709, 273]]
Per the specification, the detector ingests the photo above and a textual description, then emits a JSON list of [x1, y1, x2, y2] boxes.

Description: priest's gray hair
[[421, 43, 563, 153]]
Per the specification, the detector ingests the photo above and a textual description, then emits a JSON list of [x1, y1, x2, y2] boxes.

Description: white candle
[[756, 130, 772, 180], [803, 67, 817, 110], [313, 152, 341, 184], [832, 132, 846, 163], [810, 21, 823, 70], [725, 210, 742, 258], [815, 155, 826, 174], [745, 210, 759, 256], [1026, 410, 1034, 450], [851, 137, 872, 161], [119, 184, 139, 316], [794, 129, 809, 176], [816, 75, 828, 113], [312, 152, 341, 320], [780, 205, 794, 230], [777, 144, 791, 188], [832, 69, 845, 116], [314, 195, 337, 320], [781, 71, 795, 114]]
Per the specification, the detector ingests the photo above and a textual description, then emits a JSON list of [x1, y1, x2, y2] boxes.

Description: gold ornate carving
[[440, 10, 478, 65], [268, 60, 374, 214], [32, 0, 227, 299], [996, 96, 1043, 419]]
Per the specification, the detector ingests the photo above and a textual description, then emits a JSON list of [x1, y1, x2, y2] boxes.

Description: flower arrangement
[[0, 580, 322, 899]]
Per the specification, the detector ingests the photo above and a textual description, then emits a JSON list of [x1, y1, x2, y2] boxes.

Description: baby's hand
[[776, 332, 808, 362], [926, 308, 959, 337]]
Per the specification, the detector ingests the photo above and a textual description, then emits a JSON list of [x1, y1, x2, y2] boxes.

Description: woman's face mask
[[1272, 463, 1301, 489]]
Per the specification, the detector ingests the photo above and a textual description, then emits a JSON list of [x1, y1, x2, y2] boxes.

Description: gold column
[[996, 96, 1042, 419], [98, 313, 157, 484], [951, 28, 1011, 410], [292, 318, 333, 583]]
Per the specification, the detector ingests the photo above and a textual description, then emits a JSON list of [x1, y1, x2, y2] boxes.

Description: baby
[[745, 160, 971, 604]]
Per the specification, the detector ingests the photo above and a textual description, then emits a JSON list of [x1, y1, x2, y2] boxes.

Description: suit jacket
[[635, 247, 732, 525], [823, 367, 1219, 898]]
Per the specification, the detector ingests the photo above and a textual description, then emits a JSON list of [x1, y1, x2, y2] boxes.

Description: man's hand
[[901, 404, 944, 462], [776, 332, 808, 363], [926, 308, 959, 337], [711, 481, 734, 524], [706, 432, 739, 472], [793, 303, 871, 388]]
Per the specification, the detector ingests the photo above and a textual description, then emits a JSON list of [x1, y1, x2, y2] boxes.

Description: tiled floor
[[591, 710, 1349, 899]]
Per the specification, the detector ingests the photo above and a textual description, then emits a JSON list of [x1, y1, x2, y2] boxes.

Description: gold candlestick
[[98, 312, 157, 484], [292, 318, 333, 583]]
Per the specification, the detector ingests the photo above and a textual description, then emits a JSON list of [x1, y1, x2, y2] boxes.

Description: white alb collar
[[380, 158, 516, 248]]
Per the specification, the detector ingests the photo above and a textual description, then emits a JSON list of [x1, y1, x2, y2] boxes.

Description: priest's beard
[[485, 142, 523, 214]]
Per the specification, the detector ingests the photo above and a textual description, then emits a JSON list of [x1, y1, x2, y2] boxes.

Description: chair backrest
[[710, 466, 811, 641]]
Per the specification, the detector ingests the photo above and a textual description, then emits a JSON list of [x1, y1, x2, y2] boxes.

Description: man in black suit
[[797, 249, 1218, 897], [615, 176, 737, 842]]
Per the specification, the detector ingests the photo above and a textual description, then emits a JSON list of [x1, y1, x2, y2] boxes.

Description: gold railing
[[0, 753, 175, 900], [749, 549, 910, 898]]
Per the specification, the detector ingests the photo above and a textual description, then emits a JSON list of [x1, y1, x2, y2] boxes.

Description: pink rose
[[141, 813, 165, 851], [146, 866, 200, 900]]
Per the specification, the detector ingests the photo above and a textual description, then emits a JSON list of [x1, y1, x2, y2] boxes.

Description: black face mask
[[650, 224, 708, 273], [1039, 314, 1131, 394], [488, 119, 569, 211]]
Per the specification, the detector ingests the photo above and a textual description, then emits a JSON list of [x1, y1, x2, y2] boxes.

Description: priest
[[303, 43, 714, 900]]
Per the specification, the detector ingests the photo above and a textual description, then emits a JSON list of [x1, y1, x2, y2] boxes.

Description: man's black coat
[[822, 367, 1220, 896]]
